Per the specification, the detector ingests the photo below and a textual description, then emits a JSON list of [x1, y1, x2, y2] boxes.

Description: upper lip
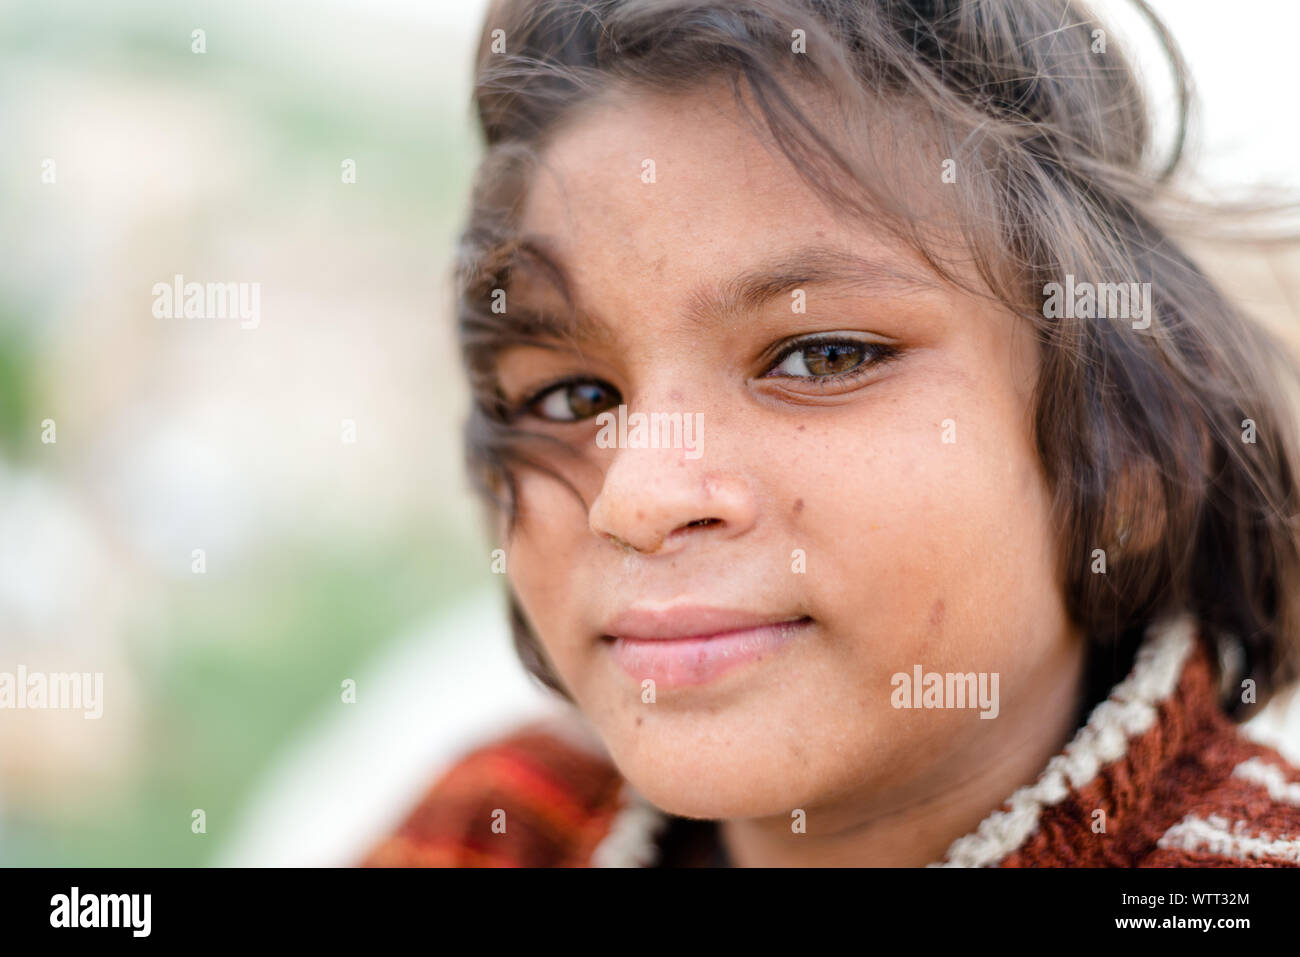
[[601, 603, 808, 641]]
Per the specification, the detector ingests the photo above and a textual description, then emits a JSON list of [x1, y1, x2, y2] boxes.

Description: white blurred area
[[3, 0, 1300, 866], [215, 587, 562, 867], [1096, 0, 1300, 200]]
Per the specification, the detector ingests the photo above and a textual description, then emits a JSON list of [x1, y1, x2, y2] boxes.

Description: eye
[[763, 335, 897, 381], [524, 378, 621, 422]]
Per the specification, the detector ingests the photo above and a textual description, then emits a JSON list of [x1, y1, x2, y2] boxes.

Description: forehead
[[517, 81, 938, 302]]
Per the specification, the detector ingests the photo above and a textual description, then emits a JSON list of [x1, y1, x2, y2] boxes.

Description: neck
[[718, 633, 1088, 867]]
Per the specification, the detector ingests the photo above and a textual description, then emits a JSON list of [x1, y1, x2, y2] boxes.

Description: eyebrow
[[506, 234, 942, 345], [684, 243, 942, 328]]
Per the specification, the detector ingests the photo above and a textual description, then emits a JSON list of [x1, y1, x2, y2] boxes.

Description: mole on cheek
[[911, 598, 946, 663], [929, 598, 946, 630], [788, 740, 806, 767], [793, 497, 804, 514]]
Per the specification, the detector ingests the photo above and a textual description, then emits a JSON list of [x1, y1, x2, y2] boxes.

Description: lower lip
[[605, 618, 812, 689]]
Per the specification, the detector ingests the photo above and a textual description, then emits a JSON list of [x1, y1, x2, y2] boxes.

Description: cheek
[[504, 472, 588, 647], [504, 460, 631, 692], [784, 366, 1056, 672]]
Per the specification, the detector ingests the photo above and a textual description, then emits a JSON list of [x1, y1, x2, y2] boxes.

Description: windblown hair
[[455, 0, 1300, 716]]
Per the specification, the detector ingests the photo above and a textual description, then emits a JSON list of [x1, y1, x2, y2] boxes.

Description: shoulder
[[359, 712, 628, 867], [977, 622, 1300, 868], [1140, 701, 1300, 867]]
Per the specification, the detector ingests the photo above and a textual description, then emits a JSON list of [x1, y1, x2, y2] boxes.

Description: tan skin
[[492, 82, 1087, 866]]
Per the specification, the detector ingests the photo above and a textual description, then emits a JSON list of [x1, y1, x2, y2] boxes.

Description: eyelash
[[511, 334, 901, 421]]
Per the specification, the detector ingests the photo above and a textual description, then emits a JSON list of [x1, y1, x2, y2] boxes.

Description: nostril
[[684, 518, 721, 529], [605, 532, 638, 552]]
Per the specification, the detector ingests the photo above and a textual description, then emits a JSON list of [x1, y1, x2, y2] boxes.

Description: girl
[[365, 0, 1300, 866]]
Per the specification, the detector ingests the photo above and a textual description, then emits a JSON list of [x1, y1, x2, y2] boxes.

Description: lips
[[601, 604, 812, 688]]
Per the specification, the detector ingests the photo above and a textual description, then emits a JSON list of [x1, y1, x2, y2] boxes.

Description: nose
[[588, 443, 758, 556]]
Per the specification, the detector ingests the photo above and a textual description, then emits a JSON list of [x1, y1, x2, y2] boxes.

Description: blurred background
[[1, 0, 1298, 866]]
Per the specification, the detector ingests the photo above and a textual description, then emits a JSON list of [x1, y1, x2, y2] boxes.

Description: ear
[[1105, 413, 1212, 557], [1105, 453, 1167, 557]]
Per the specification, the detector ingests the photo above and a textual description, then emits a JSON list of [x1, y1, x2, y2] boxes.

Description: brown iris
[[528, 379, 620, 420], [569, 381, 617, 418], [801, 341, 866, 376]]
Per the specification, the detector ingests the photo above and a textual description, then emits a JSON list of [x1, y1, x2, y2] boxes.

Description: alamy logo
[[50, 887, 151, 937], [595, 404, 703, 460], [0, 666, 102, 719], [152, 273, 261, 329], [891, 666, 1000, 719], [1042, 274, 1152, 329]]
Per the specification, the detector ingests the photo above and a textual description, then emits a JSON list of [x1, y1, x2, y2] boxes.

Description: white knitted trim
[[590, 784, 669, 867], [1231, 757, 1300, 807], [931, 612, 1197, 867], [1157, 813, 1300, 864]]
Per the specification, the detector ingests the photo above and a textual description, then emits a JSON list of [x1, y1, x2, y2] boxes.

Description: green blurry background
[[0, 0, 542, 866]]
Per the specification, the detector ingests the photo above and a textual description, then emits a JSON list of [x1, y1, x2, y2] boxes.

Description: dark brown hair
[[455, 0, 1300, 717]]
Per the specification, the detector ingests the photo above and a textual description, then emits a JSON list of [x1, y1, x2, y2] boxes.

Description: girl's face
[[495, 83, 1085, 827]]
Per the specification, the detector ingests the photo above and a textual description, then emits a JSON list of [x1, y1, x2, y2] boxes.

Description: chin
[[602, 723, 814, 820], [627, 766, 795, 821]]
